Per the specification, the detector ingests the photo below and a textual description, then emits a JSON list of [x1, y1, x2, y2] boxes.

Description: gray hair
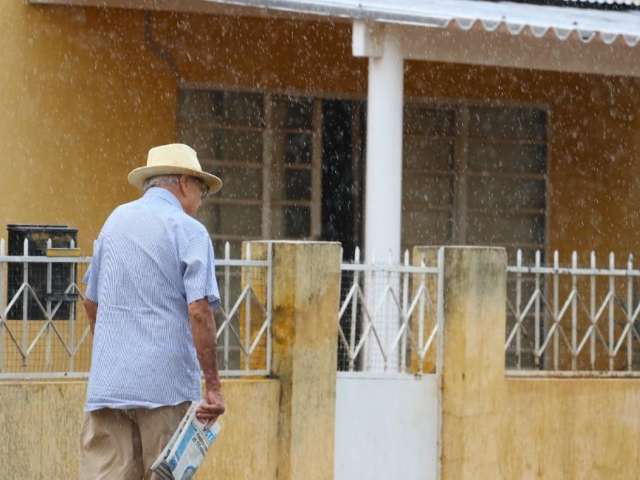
[[143, 174, 180, 192]]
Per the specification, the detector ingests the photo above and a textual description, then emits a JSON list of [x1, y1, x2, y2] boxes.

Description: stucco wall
[[2, 2, 640, 258], [0, 378, 280, 479], [0, 2, 176, 252], [501, 378, 640, 479]]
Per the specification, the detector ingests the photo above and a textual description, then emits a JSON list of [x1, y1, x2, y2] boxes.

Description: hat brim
[[128, 166, 223, 193]]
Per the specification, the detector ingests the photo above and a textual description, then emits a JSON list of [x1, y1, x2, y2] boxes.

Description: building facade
[[2, 0, 640, 263]]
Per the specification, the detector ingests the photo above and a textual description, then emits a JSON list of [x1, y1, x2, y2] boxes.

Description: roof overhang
[[30, 0, 640, 76]]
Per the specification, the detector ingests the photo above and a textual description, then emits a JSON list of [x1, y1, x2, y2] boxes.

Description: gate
[[334, 248, 443, 480]]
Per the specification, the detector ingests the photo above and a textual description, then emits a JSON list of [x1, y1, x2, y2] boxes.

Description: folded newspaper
[[151, 401, 221, 480]]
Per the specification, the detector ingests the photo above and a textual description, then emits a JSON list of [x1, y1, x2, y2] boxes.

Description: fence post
[[246, 240, 341, 480], [411, 247, 441, 374], [0, 239, 5, 371], [22, 238, 29, 367], [438, 247, 507, 480]]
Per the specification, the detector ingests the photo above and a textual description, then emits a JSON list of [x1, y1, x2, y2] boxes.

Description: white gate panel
[[334, 374, 439, 480]]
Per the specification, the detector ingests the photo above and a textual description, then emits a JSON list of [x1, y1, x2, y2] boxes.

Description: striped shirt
[[83, 187, 220, 412]]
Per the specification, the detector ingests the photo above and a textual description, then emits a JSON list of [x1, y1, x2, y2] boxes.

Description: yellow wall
[[502, 378, 640, 479], [2, 1, 640, 260], [0, 3, 176, 252], [0, 378, 280, 479]]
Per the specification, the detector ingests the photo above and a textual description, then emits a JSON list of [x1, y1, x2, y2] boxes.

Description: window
[[177, 88, 323, 258], [402, 103, 548, 262]]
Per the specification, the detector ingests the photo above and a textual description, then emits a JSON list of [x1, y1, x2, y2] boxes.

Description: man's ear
[[177, 175, 188, 196]]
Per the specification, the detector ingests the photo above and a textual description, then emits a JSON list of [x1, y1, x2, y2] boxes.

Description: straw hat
[[128, 144, 223, 193]]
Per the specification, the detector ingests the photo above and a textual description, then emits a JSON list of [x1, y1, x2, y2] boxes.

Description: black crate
[[7, 225, 78, 320]]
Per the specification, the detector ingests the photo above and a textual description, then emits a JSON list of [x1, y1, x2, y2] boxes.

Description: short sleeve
[[82, 239, 102, 303], [181, 231, 221, 308]]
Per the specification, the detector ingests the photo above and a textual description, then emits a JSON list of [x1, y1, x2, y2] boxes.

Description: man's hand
[[197, 386, 225, 425], [83, 299, 98, 335]]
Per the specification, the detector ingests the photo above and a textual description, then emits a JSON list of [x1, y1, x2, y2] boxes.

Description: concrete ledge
[[0, 378, 280, 480], [501, 377, 640, 479]]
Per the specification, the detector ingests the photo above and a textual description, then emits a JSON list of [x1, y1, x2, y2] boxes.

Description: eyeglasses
[[187, 176, 210, 200], [196, 179, 210, 200]]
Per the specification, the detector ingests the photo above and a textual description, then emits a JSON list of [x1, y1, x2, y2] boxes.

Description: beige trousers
[[79, 402, 190, 480]]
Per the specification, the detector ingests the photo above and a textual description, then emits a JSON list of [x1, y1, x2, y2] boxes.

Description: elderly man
[[80, 144, 225, 480]]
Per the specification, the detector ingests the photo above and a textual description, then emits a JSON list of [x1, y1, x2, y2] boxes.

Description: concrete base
[[0, 379, 280, 480]]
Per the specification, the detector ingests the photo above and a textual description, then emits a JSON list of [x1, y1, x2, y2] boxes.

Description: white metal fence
[[0, 238, 91, 378], [338, 248, 443, 374], [506, 249, 640, 375], [0, 239, 272, 379], [216, 243, 273, 377]]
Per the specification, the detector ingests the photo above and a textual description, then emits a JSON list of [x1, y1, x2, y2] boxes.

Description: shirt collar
[[143, 187, 184, 211]]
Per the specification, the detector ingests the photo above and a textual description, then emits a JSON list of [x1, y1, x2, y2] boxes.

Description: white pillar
[[364, 27, 404, 263], [354, 22, 405, 371]]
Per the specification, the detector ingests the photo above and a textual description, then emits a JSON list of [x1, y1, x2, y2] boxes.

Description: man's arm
[[189, 298, 225, 423], [83, 299, 98, 336]]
